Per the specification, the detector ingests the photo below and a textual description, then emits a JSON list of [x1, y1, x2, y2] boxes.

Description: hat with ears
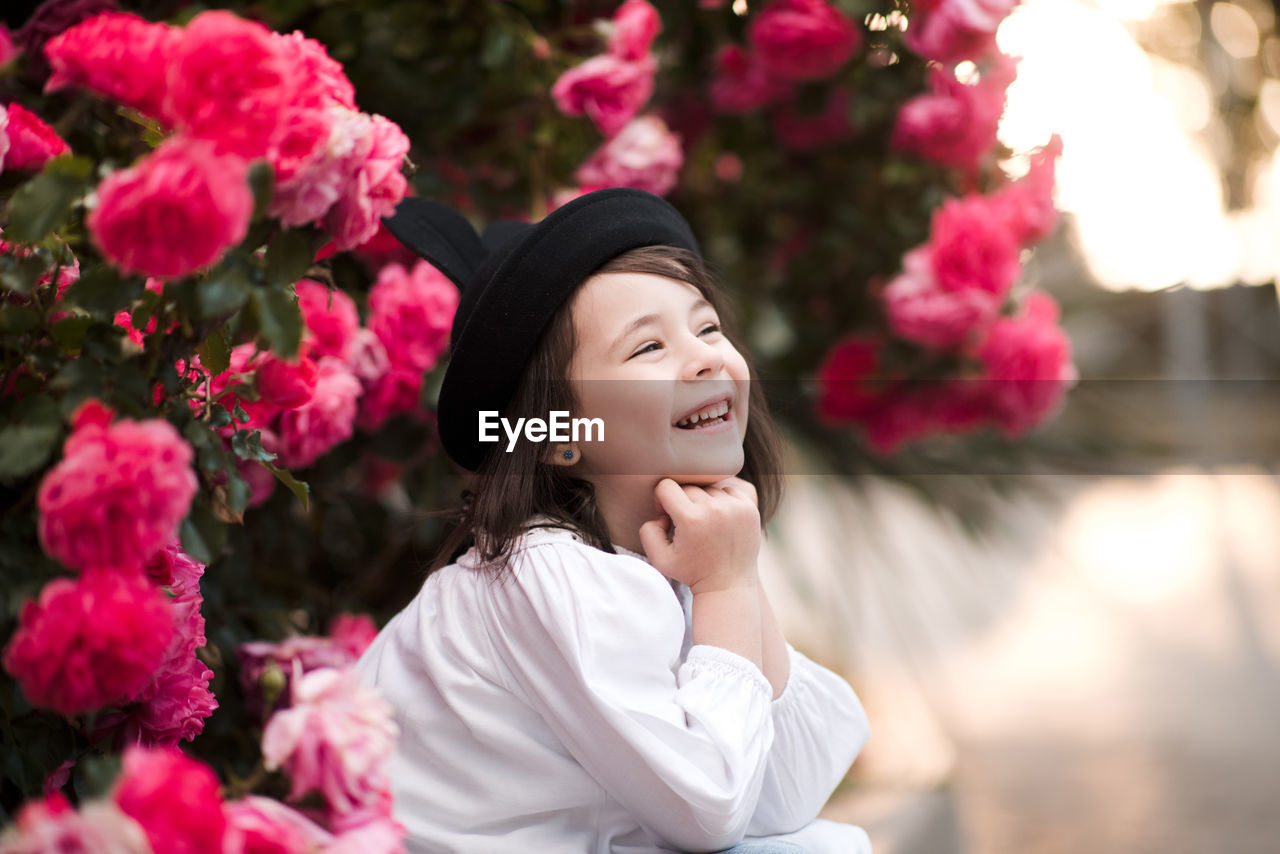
[[382, 187, 702, 472]]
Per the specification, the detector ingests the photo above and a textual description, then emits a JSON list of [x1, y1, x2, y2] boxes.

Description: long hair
[[427, 245, 785, 577]]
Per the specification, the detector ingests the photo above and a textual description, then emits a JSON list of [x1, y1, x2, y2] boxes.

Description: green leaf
[[197, 268, 251, 318], [179, 497, 227, 565], [0, 253, 50, 296], [50, 315, 93, 350], [196, 328, 232, 378], [4, 156, 93, 243], [0, 422, 62, 481], [225, 468, 252, 514], [64, 268, 143, 319], [251, 286, 302, 359], [264, 460, 309, 511], [265, 228, 317, 290], [248, 160, 275, 218], [0, 304, 40, 334], [208, 403, 233, 430], [71, 753, 123, 801], [231, 428, 276, 463], [233, 402, 250, 424]]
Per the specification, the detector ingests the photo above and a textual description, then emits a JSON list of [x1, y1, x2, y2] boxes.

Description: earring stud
[[563, 449, 573, 460]]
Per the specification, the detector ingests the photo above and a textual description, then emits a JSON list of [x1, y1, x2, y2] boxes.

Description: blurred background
[[771, 0, 1280, 851]]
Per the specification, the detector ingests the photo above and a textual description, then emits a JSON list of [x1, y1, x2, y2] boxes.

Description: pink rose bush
[[113, 747, 227, 854], [44, 8, 410, 277], [238, 614, 379, 715], [36, 399, 198, 572], [707, 45, 794, 115], [0, 793, 152, 854], [818, 133, 1074, 452], [890, 52, 1020, 178]]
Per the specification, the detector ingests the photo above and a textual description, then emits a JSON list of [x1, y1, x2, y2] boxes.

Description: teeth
[[676, 401, 729, 427]]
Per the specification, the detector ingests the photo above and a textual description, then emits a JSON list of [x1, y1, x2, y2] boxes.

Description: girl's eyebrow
[[610, 297, 714, 355]]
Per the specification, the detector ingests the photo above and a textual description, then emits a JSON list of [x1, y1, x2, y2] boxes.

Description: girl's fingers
[[716, 477, 758, 507], [654, 478, 696, 515]]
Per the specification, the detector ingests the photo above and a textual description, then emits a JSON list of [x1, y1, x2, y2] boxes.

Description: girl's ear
[[544, 442, 581, 467]]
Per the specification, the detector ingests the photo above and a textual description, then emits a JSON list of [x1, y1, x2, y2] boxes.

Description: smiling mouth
[[674, 410, 731, 430]]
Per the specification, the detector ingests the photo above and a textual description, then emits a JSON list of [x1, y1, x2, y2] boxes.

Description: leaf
[[50, 315, 93, 350], [0, 253, 50, 296], [4, 156, 93, 243], [0, 422, 62, 481], [251, 286, 302, 360], [196, 329, 232, 378], [248, 160, 275, 218], [231, 428, 275, 463], [264, 460, 309, 511], [179, 497, 227, 565], [0, 304, 40, 334], [63, 268, 143, 319], [71, 753, 123, 801], [197, 268, 251, 318], [265, 228, 318, 290]]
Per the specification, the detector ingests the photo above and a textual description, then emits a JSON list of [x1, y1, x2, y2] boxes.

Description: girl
[[355, 188, 872, 854]]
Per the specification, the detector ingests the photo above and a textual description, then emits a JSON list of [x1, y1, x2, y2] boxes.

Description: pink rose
[[329, 614, 378, 661], [163, 11, 298, 160], [975, 291, 1075, 436], [574, 114, 683, 197], [2, 572, 174, 716], [0, 23, 17, 67], [42, 12, 180, 121], [0, 109, 9, 174], [325, 810, 407, 854], [609, 0, 662, 61], [113, 746, 227, 854], [223, 796, 334, 854], [88, 137, 253, 279], [747, 0, 861, 82], [815, 335, 891, 422], [708, 45, 794, 115], [256, 347, 320, 410], [98, 549, 216, 748], [368, 260, 458, 373], [990, 133, 1063, 247], [890, 52, 1019, 174], [354, 366, 424, 434], [883, 245, 1000, 348], [37, 401, 198, 573], [1, 103, 70, 171], [928, 194, 1023, 299], [0, 794, 152, 854], [770, 85, 854, 151], [261, 667, 399, 816], [297, 279, 361, 361], [269, 30, 356, 110], [905, 0, 1019, 65], [275, 357, 362, 469], [323, 113, 411, 251], [551, 53, 657, 139]]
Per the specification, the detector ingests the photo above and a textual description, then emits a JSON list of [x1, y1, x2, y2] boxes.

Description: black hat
[[382, 187, 702, 472]]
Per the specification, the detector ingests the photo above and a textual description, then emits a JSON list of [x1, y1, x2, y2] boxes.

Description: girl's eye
[[628, 324, 722, 359]]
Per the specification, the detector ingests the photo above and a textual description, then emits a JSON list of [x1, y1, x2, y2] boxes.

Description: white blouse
[[354, 523, 872, 854]]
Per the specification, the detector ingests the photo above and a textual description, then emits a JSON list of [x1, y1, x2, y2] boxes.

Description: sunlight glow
[[996, 0, 1280, 291]]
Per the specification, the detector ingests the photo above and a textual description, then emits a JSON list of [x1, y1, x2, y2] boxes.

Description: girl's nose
[[681, 333, 724, 380]]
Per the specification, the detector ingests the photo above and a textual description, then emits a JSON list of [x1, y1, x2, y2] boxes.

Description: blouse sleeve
[[480, 540, 775, 853], [746, 645, 871, 836]]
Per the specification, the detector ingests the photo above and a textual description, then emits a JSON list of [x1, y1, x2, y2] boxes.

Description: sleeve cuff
[[684, 644, 773, 698]]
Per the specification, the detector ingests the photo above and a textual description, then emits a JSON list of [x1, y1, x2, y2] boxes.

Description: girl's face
[[566, 271, 750, 482]]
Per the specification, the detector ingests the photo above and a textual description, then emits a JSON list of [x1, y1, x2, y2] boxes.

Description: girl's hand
[[638, 477, 761, 594]]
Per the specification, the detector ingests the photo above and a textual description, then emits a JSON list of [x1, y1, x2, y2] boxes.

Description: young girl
[[355, 188, 872, 854]]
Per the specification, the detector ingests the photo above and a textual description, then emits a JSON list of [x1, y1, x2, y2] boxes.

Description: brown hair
[[426, 245, 785, 577]]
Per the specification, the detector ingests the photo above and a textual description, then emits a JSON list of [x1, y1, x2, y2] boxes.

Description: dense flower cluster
[[552, 0, 684, 198], [44, 9, 410, 277], [817, 135, 1075, 452]]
